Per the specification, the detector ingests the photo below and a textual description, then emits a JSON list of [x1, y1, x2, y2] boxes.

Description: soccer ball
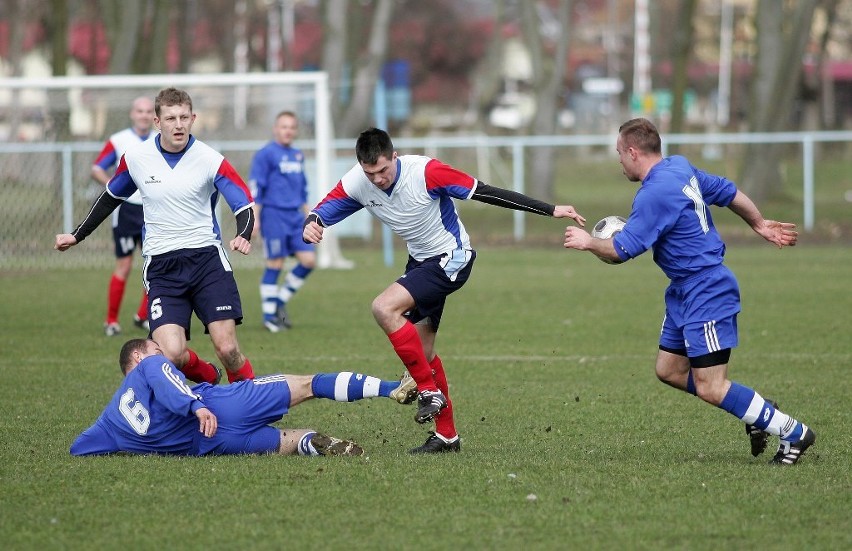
[[591, 215, 627, 239], [591, 215, 627, 264]]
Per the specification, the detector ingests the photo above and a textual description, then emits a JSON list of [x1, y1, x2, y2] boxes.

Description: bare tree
[[99, 0, 145, 74], [337, 0, 394, 138], [467, 0, 506, 129], [740, 0, 818, 201], [668, 0, 698, 144], [523, 0, 572, 201]]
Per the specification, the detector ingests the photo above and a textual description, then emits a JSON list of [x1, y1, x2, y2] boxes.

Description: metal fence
[[1, 130, 850, 271]]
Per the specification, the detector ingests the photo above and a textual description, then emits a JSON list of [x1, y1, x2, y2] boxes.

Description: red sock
[[431, 355, 457, 439], [227, 358, 255, 383], [107, 275, 126, 324], [136, 290, 149, 321], [181, 349, 220, 384], [388, 322, 436, 392]]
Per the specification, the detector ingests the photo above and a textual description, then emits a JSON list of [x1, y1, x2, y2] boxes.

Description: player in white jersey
[[91, 97, 154, 337], [304, 128, 586, 453], [56, 88, 256, 386]]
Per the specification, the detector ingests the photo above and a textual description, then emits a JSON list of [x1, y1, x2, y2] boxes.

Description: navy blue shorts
[[111, 202, 144, 258], [396, 249, 476, 330], [261, 207, 315, 260], [195, 375, 291, 455], [659, 265, 741, 357], [143, 245, 243, 338]]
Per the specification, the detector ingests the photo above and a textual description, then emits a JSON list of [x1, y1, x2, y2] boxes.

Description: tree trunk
[[668, 0, 697, 147], [322, 0, 349, 123], [740, 0, 818, 202], [525, 0, 572, 202], [338, 0, 394, 138]]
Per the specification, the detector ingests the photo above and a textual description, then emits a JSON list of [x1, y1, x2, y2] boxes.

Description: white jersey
[[313, 155, 477, 260], [107, 136, 253, 257], [95, 128, 153, 205]]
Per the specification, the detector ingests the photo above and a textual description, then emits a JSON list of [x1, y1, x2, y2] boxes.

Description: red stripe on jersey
[[217, 159, 254, 201], [94, 141, 117, 166], [424, 159, 475, 192], [316, 181, 350, 207]]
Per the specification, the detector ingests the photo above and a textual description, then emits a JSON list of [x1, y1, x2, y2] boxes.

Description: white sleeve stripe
[[335, 372, 354, 401], [160, 363, 201, 399]]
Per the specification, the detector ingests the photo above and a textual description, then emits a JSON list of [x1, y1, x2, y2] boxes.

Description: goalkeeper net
[[0, 71, 357, 271]]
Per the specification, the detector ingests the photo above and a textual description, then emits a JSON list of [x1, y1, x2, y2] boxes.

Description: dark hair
[[276, 110, 298, 121], [119, 339, 149, 375], [355, 128, 394, 164], [618, 118, 662, 154], [155, 87, 193, 117]]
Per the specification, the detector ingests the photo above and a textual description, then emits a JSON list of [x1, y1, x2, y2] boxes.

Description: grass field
[[1, 243, 850, 550]]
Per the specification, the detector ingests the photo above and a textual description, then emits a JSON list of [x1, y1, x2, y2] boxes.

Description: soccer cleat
[[311, 433, 364, 457], [133, 315, 150, 331], [389, 371, 418, 405], [211, 364, 223, 386], [263, 317, 282, 333], [409, 431, 461, 454], [745, 399, 778, 457], [104, 322, 121, 337], [277, 302, 292, 329], [415, 390, 447, 424], [770, 426, 816, 466]]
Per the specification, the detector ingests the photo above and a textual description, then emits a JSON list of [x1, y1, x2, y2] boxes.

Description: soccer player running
[[91, 96, 155, 337], [563, 118, 815, 465], [55, 87, 255, 386], [71, 338, 417, 457], [303, 128, 586, 454], [249, 111, 316, 332]]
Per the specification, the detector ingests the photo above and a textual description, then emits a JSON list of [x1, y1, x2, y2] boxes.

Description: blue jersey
[[70, 355, 206, 456], [613, 155, 738, 281], [249, 142, 309, 210]]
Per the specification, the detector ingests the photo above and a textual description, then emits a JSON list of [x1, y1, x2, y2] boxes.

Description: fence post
[[512, 140, 524, 241], [62, 145, 74, 234], [803, 135, 814, 232]]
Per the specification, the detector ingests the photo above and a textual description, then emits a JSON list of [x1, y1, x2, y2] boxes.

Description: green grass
[[1, 245, 850, 550]]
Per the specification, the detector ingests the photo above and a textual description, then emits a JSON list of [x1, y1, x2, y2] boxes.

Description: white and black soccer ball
[[591, 215, 627, 264], [591, 215, 627, 239]]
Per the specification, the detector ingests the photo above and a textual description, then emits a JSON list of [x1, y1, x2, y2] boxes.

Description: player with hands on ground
[[56, 87, 256, 386], [303, 127, 585, 454], [563, 117, 814, 465], [70, 338, 419, 457]]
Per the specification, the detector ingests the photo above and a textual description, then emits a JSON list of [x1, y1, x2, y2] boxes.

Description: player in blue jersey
[[563, 118, 815, 465], [56, 88, 256, 387], [91, 97, 155, 337], [249, 111, 316, 332], [303, 128, 586, 454], [70, 338, 418, 457]]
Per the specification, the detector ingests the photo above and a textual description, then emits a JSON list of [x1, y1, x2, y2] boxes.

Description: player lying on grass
[[70, 338, 417, 457]]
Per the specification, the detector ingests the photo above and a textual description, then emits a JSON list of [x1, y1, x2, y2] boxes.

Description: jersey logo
[[144, 175, 162, 185], [366, 199, 383, 208]]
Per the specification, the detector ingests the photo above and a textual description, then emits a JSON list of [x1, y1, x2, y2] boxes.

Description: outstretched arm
[[727, 190, 797, 248], [563, 226, 622, 263], [54, 190, 123, 251], [471, 183, 585, 226]]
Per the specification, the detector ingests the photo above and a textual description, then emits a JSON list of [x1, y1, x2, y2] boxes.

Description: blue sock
[[311, 372, 393, 401], [297, 431, 320, 456], [719, 382, 805, 441], [292, 264, 313, 279], [719, 382, 755, 418], [260, 268, 282, 319], [686, 370, 697, 396]]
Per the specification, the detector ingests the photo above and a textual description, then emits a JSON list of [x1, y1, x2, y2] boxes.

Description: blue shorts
[[659, 265, 741, 357], [261, 207, 315, 260], [396, 249, 476, 330], [143, 245, 243, 338], [111, 202, 144, 258], [195, 375, 292, 455]]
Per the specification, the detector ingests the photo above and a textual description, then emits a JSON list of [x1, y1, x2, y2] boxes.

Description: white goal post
[[0, 71, 354, 270]]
